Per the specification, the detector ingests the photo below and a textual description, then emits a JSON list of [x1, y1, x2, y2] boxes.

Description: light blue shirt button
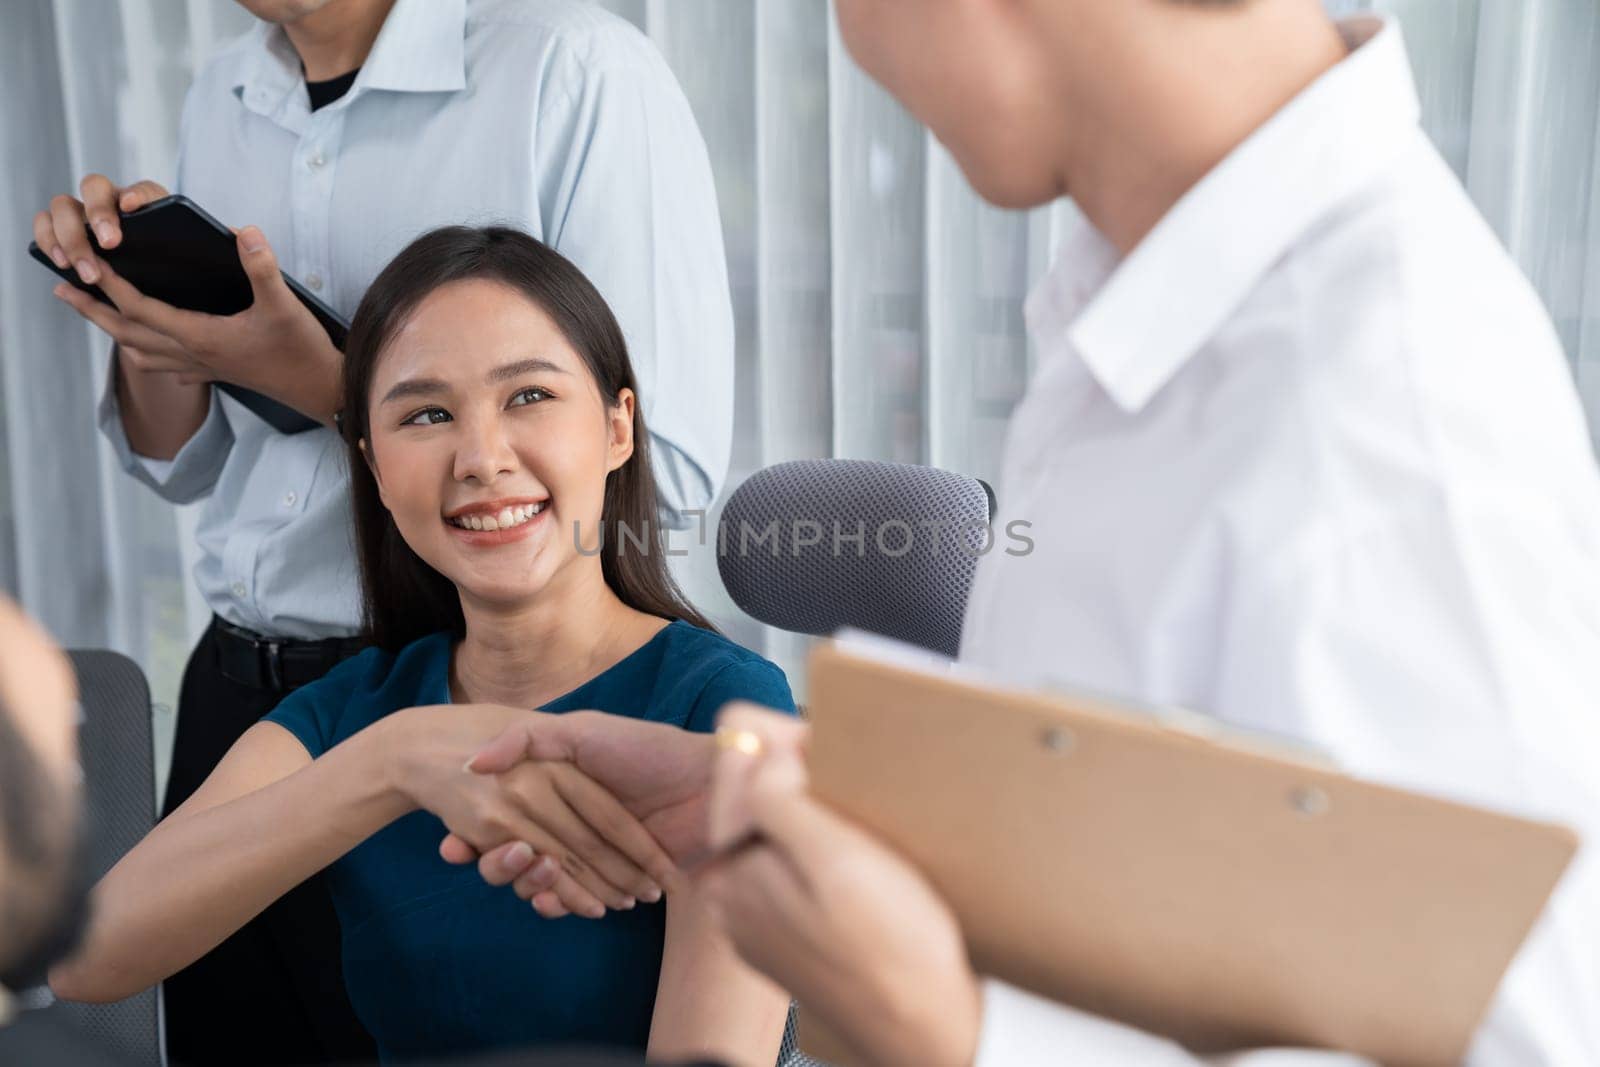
[[283, 491, 297, 507], [230, 581, 247, 598]]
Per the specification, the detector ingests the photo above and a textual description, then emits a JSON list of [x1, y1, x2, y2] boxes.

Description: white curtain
[[0, 0, 257, 720], [2, 0, 1597, 712]]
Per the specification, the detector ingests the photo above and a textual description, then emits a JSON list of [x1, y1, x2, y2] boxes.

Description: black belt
[[211, 615, 369, 693]]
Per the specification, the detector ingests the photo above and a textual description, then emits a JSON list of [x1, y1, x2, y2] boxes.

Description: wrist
[[268, 336, 342, 426], [865, 962, 983, 1067], [370, 709, 428, 813], [114, 346, 211, 460], [310, 337, 344, 426]]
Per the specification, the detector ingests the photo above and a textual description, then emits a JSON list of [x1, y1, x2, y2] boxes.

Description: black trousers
[[160, 622, 377, 1066]]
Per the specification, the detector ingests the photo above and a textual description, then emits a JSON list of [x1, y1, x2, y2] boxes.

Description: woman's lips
[[444, 500, 547, 530], [443, 504, 551, 546]]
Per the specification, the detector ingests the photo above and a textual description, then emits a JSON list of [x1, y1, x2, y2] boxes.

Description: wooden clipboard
[[797, 638, 1579, 1067]]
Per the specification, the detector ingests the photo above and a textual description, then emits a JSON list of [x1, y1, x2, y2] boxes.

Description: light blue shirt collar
[[230, 0, 467, 121]]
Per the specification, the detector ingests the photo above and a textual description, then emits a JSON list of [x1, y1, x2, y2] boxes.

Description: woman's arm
[[49, 719, 407, 1002], [647, 884, 790, 1067], [51, 703, 675, 1004]]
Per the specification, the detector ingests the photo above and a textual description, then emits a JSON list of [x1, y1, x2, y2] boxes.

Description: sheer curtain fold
[[824, 4, 927, 467], [3, 0, 1597, 701], [1462, 0, 1600, 445], [924, 141, 1034, 481], [0, 0, 249, 708], [754, 0, 832, 468], [1, 0, 135, 665], [1582, 98, 1600, 429], [1, 9, 84, 641]]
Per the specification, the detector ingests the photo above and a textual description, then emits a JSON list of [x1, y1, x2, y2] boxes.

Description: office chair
[[37, 651, 164, 1065], [718, 458, 994, 656], [719, 459, 993, 1067]]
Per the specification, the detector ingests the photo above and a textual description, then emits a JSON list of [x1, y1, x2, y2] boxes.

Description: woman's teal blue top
[[262, 620, 796, 1062]]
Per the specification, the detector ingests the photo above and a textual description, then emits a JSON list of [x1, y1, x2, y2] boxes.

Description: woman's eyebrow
[[380, 377, 449, 405], [379, 359, 568, 406], [488, 358, 569, 383]]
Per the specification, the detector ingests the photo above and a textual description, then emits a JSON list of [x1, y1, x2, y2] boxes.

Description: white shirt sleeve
[[533, 30, 735, 527], [95, 348, 233, 504], [975, 981, 1375, 1067]]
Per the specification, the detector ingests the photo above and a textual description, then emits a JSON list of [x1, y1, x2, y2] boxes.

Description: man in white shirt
[[609, 1, 1600, 1064], [420, 0, 1597, 1060], [32, 0, 732, 1061]]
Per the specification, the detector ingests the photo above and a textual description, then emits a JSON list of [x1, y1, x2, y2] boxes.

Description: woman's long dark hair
[[340, 225, 714, 651]]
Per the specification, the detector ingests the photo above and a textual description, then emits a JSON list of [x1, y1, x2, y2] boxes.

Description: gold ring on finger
[[714, 726, 765, 757]]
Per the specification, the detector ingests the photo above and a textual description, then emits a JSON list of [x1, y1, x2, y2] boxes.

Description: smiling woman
[[48, 227, 796, 1065], [340, 226, 715, 653]]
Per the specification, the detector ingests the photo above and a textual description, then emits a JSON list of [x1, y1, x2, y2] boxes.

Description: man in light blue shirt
[[33, 0, 732, 1061]]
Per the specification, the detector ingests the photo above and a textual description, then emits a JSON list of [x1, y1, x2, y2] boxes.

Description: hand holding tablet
[[29, 191, 349, 434]]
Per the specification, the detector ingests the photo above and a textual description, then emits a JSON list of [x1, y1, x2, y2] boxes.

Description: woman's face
[[362, 278, 634, 609]]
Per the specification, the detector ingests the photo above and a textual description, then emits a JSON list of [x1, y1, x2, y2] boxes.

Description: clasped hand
[[390, 704, 680, 921], [435, 703, 987, 1066]]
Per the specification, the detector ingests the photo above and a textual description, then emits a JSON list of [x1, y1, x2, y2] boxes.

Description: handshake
[[403, 702, 984, 1066], [398, 701, 804, 919]]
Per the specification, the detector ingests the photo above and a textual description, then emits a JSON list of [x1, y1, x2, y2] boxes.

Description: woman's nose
[[452, 414, 518, 483]]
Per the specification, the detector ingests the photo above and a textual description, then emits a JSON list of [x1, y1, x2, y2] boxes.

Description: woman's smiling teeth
[[447, 502, 547, 531]]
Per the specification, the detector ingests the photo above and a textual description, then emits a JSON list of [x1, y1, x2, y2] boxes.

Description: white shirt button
[[305, 273, 323, 292], [230, 581, 247, 598], [283, 491, 298, 507], [308, 151, 326, 170]]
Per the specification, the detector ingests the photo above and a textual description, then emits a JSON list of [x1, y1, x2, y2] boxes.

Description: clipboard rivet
[[1289, 786, 1330, 817], [1041, 727, 1075, 753]]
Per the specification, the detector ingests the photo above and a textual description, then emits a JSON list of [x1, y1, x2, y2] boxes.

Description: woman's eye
[[401, 407, 451, 427], [510, 386, 552, 408]]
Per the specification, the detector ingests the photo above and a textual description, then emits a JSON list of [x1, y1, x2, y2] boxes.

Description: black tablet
[[28, 194, 349, 435]]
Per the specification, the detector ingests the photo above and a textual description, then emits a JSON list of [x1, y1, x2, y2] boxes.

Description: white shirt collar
[[1026, 14, 1420, 413], [231, 0, 467, 112]]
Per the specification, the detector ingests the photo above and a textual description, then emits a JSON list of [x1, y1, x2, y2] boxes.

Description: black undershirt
[[306, 68, 360, 111]]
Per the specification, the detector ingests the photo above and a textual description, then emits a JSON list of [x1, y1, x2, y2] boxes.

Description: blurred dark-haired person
[[49, 227, 791, 1067], [31, 0, 732, 1060], [0, 597, 133, 1066], [450, 0, 1600, 1063], [0, 596, 84, 1001]]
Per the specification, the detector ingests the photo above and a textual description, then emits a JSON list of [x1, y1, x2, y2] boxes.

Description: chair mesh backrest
[[718, 459, 992, 657], [42, 651, 163, 1065], [777, 1001, 825, 1067]]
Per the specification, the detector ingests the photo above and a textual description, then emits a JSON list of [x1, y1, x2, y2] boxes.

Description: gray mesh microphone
[[716, 459, 994, 657]]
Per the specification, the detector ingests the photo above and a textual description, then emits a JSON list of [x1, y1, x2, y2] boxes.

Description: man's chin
[[965, 159, 1063, 212]]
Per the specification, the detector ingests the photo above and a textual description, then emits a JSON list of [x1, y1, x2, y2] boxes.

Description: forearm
[[649, 889, 789, 1067], [51, 725, 410, 1002], [114, 347, 210, 460]]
